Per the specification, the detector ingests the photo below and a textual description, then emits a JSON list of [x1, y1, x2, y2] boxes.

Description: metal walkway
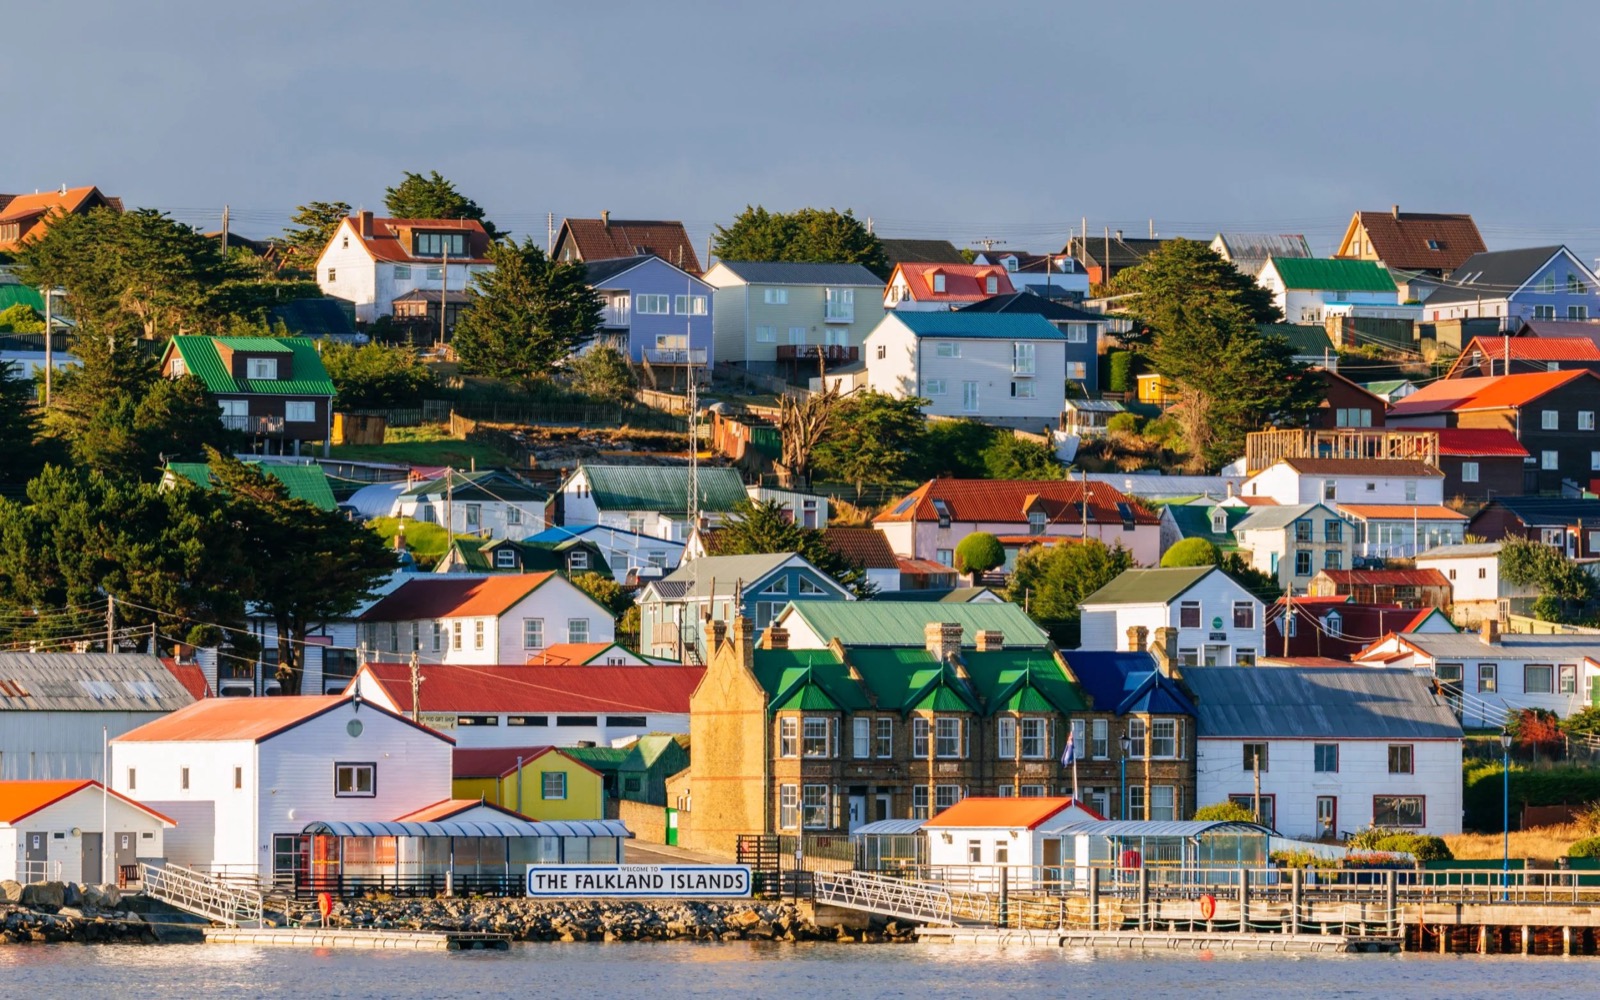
[[142, 863, 265, 927], [814, 871, 989, 925]]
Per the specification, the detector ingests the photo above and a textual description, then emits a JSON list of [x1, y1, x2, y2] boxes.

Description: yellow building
[[1136, 372, 1178, 405], [451, 746, 606, 822]]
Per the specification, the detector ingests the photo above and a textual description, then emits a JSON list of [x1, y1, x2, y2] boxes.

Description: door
[[114, 831, 137, 877], [81, 833, 103, 885], [1316, 796, 1337, 841], [665, 808, 679, 847], [1041, 837, 1063, 889], [847, 796, 867, 832], [874, 795, 892, 823], [24, 831, 47, 881]]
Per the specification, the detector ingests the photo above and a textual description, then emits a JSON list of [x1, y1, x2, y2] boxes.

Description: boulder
[[20, 881, 66, 909], [0, 881, 22, 903], [63, 882, 83, 907]]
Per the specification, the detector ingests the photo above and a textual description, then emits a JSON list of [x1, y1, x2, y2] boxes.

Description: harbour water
[[0, 942, 1594, 999]]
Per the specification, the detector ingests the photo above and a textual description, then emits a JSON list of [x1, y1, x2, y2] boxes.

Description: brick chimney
[[358, 210, 374, 239], [707, 619, 727, 654], [1481, 618, 1500, 646], [760, 626, 789, 650], [924, 622, 963, 662], [731, 616, 756, 668], [1391, 204, 1400, 221], [1126, 626, 1149, 653], [974, 630, 1004, 652], [1150, 626, 1181, 680], [601, 210, 610, 229]]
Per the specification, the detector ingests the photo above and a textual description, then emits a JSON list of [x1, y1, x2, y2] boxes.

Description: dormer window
[[495, 548, 517, 569], [1028, 510, 1046, 535], [170, 357, 185, 377], [1211, 509, 1227, 534], [985, 275, 998, 294], [414, 232, 467, 258], [247, 358, 278, 380], [932, 272, 946, 293], [1003, 256, 1018, 272]]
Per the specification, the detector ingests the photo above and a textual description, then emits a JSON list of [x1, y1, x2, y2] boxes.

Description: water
[[0, 942, 1593, 999]]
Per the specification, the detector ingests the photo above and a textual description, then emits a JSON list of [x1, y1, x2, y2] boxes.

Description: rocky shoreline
[[1, 881, 163, 945]]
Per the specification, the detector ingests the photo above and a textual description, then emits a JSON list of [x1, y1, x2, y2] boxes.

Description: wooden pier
[[204, 928, 512, 951], [918, 925, 1396, 953]]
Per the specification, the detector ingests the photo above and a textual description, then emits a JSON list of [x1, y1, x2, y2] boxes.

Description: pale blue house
[[1424, 245, 1600, 326], [582, 255, 714, 366]]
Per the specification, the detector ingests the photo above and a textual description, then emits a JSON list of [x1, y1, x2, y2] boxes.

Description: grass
[[367, 516, 478, 569], [1446, 821, 1599, 863], [329, 424, 515, 468]]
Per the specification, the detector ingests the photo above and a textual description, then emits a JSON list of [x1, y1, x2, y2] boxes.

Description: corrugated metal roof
[[891, 311, 1066, 341], [1397, 633, 1600, 662], [851, 818, 926, 836], [779, 601, 1048, 648], [363, 662, 702, 715], [1075, 820, 1272, 838], [0, 654, 195, 713], [165, 461, 337, 511], [168, 336, 336, 396], [1183, 666, 1462, 739], [710, 261, 884, 286], [1415, 543, 1503, 559], [1234, 503, 1332, 532], [1425, 247, 1568, 307], [1388, 370, 1594, 417], [660, 552, 799, 599], [1079, 566, 1220, 607], [582, 465, 746, 514], [1268, 257, 1396, 292], [301, 818, 632, 838]]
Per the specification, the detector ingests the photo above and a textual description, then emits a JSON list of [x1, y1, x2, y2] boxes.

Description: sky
[[7, 0, 1600, 263]]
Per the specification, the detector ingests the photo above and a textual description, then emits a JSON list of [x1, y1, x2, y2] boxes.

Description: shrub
[[1194, 801, 1256, 823], [1106, 412, 1142, 435], [1346, 827, 1452, 861], [1462, 761, 1600, 831], [1142, 415, 1182, 447], [1160, 537, 1220, 567], [954, 532, 1005, 578], [1108, 350, 1135, 392], [1569, 837, 1600, 858]]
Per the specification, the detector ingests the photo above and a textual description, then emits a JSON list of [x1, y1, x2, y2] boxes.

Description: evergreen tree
[[452, 239, 603, 382], [712, 206, 888, 274], [319, 341, 436, 408], [813, 391, 927, 495], [1005, 539, 1134, 623], [717, 499, 873, 599], [384, 171, 500, 239], [0, 362, 42, 489], [277, 200, 352, 273]]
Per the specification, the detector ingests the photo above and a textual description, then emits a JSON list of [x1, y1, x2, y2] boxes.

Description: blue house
[[635, 552, 854, 663], [582, 254, 714, 369], [1424, 245, 1600, 326]]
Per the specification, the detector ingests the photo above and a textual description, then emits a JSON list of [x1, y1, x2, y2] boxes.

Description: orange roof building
[[0, 779, 175, 884], [884, 262, 1016, 308], [0, 185, 122, 252]]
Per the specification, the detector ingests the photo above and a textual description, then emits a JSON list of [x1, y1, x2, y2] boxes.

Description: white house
[[314, 212, 493, 326], [1243, 458, 1445, 507], [1186, 667, 1463, 838], [356, 573, 616, 665], [110, 696, 454, 874], [1255, 257, 1400, 325], [0, 780, 175, 885], [1414, 542, 1540, 625], [970, 251, 1091, 299], [558, 464, 748, 543], [923, 796, 1104, 889], [1079, 566, 1266, 667], [520, 524, 686, 583], [862, 311, 1069, 431], [1233, 503, 1352, 590], [393, 470, 550, 540]]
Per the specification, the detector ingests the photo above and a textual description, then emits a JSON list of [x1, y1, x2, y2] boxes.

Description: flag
[[1060, 727, 1077, 767]]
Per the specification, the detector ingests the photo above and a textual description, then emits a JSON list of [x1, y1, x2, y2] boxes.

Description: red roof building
[[552, 215, 700, 274], [314, 211, 494, 328], [393, 798, 535, 823], [1335, 207, 1485, 275], [0, 185, 122, 251], [1307, 569, 1452, 608], [1446, 336, 1600, 380], [1266, 599, 1449, 661], [884, 262, 1016, 308]]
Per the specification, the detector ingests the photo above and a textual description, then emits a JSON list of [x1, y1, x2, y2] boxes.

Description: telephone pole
[[439, 242, 449, 350], [974, 238, 1007, 252], [220, 204, 230, 254], [409, 651, 423, 724], [1283, 585, 1292, 658], [105, 595, 115, 654]]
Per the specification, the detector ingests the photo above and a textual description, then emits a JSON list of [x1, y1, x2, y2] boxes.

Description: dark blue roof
[[1058, 651, 1197, 717]]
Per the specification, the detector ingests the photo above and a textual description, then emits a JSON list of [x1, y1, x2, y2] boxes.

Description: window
[[1127, 784, 1147, 819], [1544, 449, 1561, 471], [779, 717, 798, 757], [1242, 742, 1269, 773], [426, 266, 443, 280], [1322, 480, 1336, 501], [246, 358, 279, 380], [1028, 510, 1047, 535], [1127, 718, 1146, 758], [127, 768, 136, 791], [1150, 785, 1177, 822], [1426, 239, 1441, 251], [802, 785, 829, 828], [1373, 795, 1424, 828], [961, 382, 979, 412], [180, 767, 190, 790], [1294, 521, 1313, 542], [1569, 273, 1589, 294], [1542, 410, 1559, 430], [1581, 412, 1596, 431], [1559, 664, 1577, 694], [1534, 305, 1556, 320], [326, 268, 337, 283], [756, 325, 776, 343], [876, 345, 886, 360], [234, 766, 242, 790], [1461, 461, 1479, 483], [912, 717, 930, 758], [997, 716, 1017, 758], [1233, 602, 1255, 629], [414, 232, 466, 257], [932, 273, 947, 293], [432, 622, 442, 652], [802, 717, 831, 757], [1020, 718, 1048, 758], [788, 327, 806, 345], [798, 577, 825, 595], [765, 576, 789, 595], [1570, 306, 1590, 321], [473, 620, 485, 650], [875, 718, 893, 757], [335, 763, 376, 797], [393, 264, 411, 280], [1066, 361, 1087, 380], [935, 717, 963, 758], [935, 785, 962, 812], [1010, 380, 1035, 399], [911, 785, 929, 819], [1387, 744, 1414, 775], [853, 717, 871, 758], [1478, 663, 1497, 693], [635, 294, 670, 315], [935, 549, 954, 566], [763, 288, 788, 305], [985, 276, 998, 294], [1404, 480, 1418, 503], [568, 618, 590, 643], [519, 618, 544, 650], [779, 785, 799, 828], [1435, 662, 1463, 685], [1323, 518, 1342, 543], [674, 294, 708, 315], [1149, 719, 1177, 758], [1066, 325, 1088, 344], [506, 506, 523, 526], [1294, 550, 1312, 576], [1321, 549, 1344, 571], [541, 771, 567, 800], [1314, 743, 1339, 773], [1091, 719, 1109, 759], [1012, 342, 1036, 374], [1179, 601, 1201, 628], [923, 378, 947, 395], [967, 840, 983, 863], [464, 503, 481, 528], [935, 342, 960, 358], [824, 287, 854, 321]]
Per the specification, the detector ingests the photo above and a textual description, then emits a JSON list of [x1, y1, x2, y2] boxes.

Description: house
[[1209, 233, 1311, 282], [552, 215, 700, 274], [564, 735, 690, 808], [109, 695, 454, 874], [1415, 543, 1540, 625], [581, 254, 714, 369], [435, 536, 612, 579], [874, 478, 1161, 568], [1232, 503, 1351, 590], [1242, 426, 1523, 503], [1333, 206, 1486, 298], [0, 780, 174, 885], [0, 654, 196, 782], [394, 469, 550, 539], [1308, 568, 1452, 608], [701, 261, 885, 373], [1353, 623, 1600, 724], [1338, 504, 1468, 559], [895, 557, 963, 592], [1445, 335, 1600, 379], [970, 251, 1091, 300], [356, 573, 616, 665], [878, 238, 965, 268], [1079, 566, 1266, 667], [746, 484, 832, 530], [862, 312, 1068, 429], [160, 336, 336, 456], [351, 662, 699, 748], [821, 526, 902, 593], [1306, 369, 1388, 430], [1061, 234, 1169, 286], [520, 524, 683, 582], [1421, 247, 1600, 325], [1159, 504, 1247, 556], [1267, 599, 1455, 662], [525, 642, 656, 666], [636, 552, 853, 662], [923, 796, 1104, 883], [958, 292, 1104, 395], [558, 464, 748, 543], [162, 460, 336, 512], [1468, 496, 1600, 561], [773, 600, 1049, 651], [1186, 667, 1463, 837], [1243, 457, 1444, 507], [1386, 370, 1600, 492], [1432, 428, 1529, 501], [448, 746, 606, 822], [314, 211, 493, 330], [1135, 372, 1179, 405], [0, 185, 122, 252], [1363, 379, 1417, 404], [883, 262, 1016, 310], [1254, 258, 1400, 326], [1261, 323, 1336, 366]]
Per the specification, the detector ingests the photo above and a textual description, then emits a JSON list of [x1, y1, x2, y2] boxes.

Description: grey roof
[[301, 818, 632, 838], [1084, 473, 1245, 500], [866, 587, 1000, 604], [1064, 399, 1126, 413], [1079, 566, 1224, 607], [345, 481, 409, 520], [1072, 820, 1274, 838], [1260, 323, 1334, 356], [1424, 246, 1568, 307], [877, 239, 964, 265], [1415, 542, 1504, 560], [958, 292, 1104, 323], [580, 254, 654, 285], [0, 654, 196, 713], [1234, 503, 1335, 532], [660, 552, 800, 599], [1475, 496, 1600, 527], [1184, 666, 1463, 740], [712, 261, 884, 286], [1396, 633, 1600, 662], [1214, 233, 1312, 261], [850, 818, 927, 837]]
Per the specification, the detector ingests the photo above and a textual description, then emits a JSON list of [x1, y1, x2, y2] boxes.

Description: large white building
[[1186, 667, 1464, 838], [1243, 458, 1445, 507], [314, 212, 492, 326], [1079, 567, 1266, 667], [1414, 542, 1540, 625]]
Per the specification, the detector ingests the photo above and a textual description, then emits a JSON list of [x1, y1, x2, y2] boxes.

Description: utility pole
[[220, 204, 230, 255], [1148, 218, 1154, 240], [1283, 585, 1292, 658], [105, 595, 115, 653], [974, 238, 1007, 252], [1252, 748, 1263, 823], [1104, 227, 1111, 289], [546, 212, 554, 253], [42, 287, 52, 406], [445, 468, 454, 541], [439, 241, 449, 350], [1081, 467, 1090, 538], [409, 651, 423, 724]]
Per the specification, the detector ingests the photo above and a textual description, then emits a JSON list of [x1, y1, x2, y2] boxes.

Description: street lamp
[[1119, 733, 1132, 820], [1501, 728, 1513, 901]]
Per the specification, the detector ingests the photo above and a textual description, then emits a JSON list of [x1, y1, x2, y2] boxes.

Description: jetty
[[203, 927, 510, 950]]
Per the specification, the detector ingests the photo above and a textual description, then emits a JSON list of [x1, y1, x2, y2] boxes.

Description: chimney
[[1481, 618, 1500, 646], [974, 630, 1004, 652], [760, 626, 789, 651], [924, 622, 963, 663], [731, 616, 756, 669], [1391, 204, 1400, 221], [1115, 229, 1123, 241], [1125, 626, 1149, 653], [1150, 626, 1181, 680], [706, 619, 727, 653], [59, 183, 67, 196], [601, 210, 611, 229], [358, 210, 374, 239]]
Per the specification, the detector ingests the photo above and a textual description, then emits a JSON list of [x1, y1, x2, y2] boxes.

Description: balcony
[[776, 345, 859, 364], [222, 414, 286, 435], [643, 348, 707, 366]]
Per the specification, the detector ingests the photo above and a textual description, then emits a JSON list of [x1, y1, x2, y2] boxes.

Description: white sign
[[526, 864, 752, 898]]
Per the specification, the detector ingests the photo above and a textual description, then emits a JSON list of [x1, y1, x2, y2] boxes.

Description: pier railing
[[142, 863, 264, 927]]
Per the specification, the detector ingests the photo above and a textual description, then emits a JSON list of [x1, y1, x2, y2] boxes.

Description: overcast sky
[[7, 1, 1600, 261]]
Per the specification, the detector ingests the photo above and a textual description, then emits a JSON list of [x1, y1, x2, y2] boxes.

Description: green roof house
[[565, 734, 690, 807], [1157, 504, 1246, 555], [161, 460, 337, 511], [1256, 257, 1401, 327], [159, 335, 336, 456], [559, 464, 749, 542], [436, 536, 611, 579]]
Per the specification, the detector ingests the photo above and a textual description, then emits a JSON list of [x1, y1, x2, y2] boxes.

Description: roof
[[113, 695, 449, 744], [1185, 666, 1462, 740], [1213, 233, 1313, 273], [709, 261, 884, 287], [401, 469, 548, 503], [162, 659, 211, 700], [302, 818, 631, 839], [359, 574, 556, 621], [394, 798, 534, 822], [1390, 632, 1600, 662], [924, 796, 1096, 830], [1424, 247, 1570, 307], [1234, 503, 1337, 532], [267, 298, 360, 340], [851, 818, 927, 836], [877, 238, 965, 265], [958, 291, 1104, 323], [1344, 210, 1485, 272], [1260, 323, 1334, 356], [165, 336, 336, 397], [1363, 379, 1413, 396], [1337, 504, 1468, 521], [165, 461, 337, 511], [888, 311, 1065, 341], [0, 186, 120, 250], [557, 218, 699, 273], [868, 587, 999, 603], [579, 464, 747, 513], [1455, 335, 1600, 365], [443, 537, 610, 577], [1514, 319, 1600, 345], [1473, 496, 1600, 527], [1084, 473, 1245, 500], [580, 254, 664, 286], [658, 552, 801, 600], [876, 479, 1156, 527], [1277, 457, 1443, 478], [392, 288, 472, 305], [1388, 370, 1595, 416], [1057, 651, 1199, 716], [891, 262, 1016, 303], [336, 215, 492, 266], [821, 526, 899, 570], [452, 745, 572, 779], [1433, 429, 1528, 458], [1415, 542, 1504, 560], [0, 283, 45, 314], [1267, 257, 1396, 293], [361, 662, 702, 715], [0, 653, 195, 713], [1063, 235, 1168, 269], [1075, 820, 1273, 838], [1079, 566, 1226, 607], [778, 601, 1048, 648], [1164, 504, 1247, 545], [0, 780, 175, 827], [525, 643, 623, 666], [1316, 568, 1451, 588]]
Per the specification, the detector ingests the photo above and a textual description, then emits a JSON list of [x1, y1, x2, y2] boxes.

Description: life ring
[[1199, 893, 1217, 920]]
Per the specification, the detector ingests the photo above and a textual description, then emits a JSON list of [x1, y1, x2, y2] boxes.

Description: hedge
[[1108, 351, 1135, 393], [1462, 762, 1600, 832]]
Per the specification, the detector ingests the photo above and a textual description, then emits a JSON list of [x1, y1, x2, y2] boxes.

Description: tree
[[566, 346, 637, 403], [277, 200, 351, 273], [712, 206, 888, 274], [1222, 552, 1282, 604], [452, 239, 603, 383], [954, 533, 1005, 583], [64, 374, 235, 482], [1501, 537, 1597, 624], [0, 362, 41, 489], [778, 383, 840, 488], [1193, 801, 1257, 823], [1508, 707, 1565, 762], [0, 303, 43, 333], [912, 419, 994, 480], [384, 171, 500, 239], [980, 433, 1067, 480], [320, 341, 437, 409], [1161, 537, 1220, 567], [813, 391, 927, 495], [716, 499, 873, 599], [571, 571, 633, 618], [1108, 238, 1281, 351], [1005, 539, 1134, 623]]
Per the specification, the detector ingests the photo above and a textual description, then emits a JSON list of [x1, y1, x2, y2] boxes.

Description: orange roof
[[0, 185, 121, 250], [112, 695, 452, 745], [1388, 370, 1594, 417], [924, 796, 1103, 830], [394, 798, 535, 822], [161, 657, 211, 700], [1235, 496, 1279, 506], [875, 479, 1157, 526], [338, 215, 493, 265], [1459, 335, 1600, 364], [526, 642, 618, 666], [891, 262, 1017, 302], [359, 573, 556, 621], [0, 780, 176, 826], [1336, 504, 1467, 521], [1433, 428, 1528, 458]]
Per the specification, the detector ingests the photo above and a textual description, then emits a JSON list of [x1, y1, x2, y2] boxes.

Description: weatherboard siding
[[1080, 574, 1266, 663], [0, 790, 169, 884], [891, 518, 1162, 570], [111, 739, 256, 869], [863, 316, 1068, 428], [1245, 465, 1444, 506], [588, 257, 714, 364]]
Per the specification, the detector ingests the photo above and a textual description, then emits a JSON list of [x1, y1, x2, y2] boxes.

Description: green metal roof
[[965, 650, 1088, 714], [1164, 505, 1246, 548], [446, 537, 610, 577], [1267, 257, 1396, 293], [1079, 566, 1218, 606], [402, 469, 549, 502], [892, 311, 1066, 341], [781, 601, 1048, 648], [0, 284, 45, 314], [582, 464, 747, 514], [168, 335, 336, 396], [164, 461, 337, 511], [1259, 323, 1334, 355]]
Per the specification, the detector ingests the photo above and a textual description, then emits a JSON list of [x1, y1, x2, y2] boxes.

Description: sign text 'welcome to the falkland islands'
[[526, 865, 753, 898]]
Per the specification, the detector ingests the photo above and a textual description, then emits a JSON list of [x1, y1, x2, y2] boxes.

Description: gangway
[[814, 871, 994, 925], [142, 863, 265, 927]]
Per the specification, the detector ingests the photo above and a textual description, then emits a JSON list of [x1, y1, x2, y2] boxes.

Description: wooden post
[[1087, 867, 1100, 930], [1289, 867, 1302, 936], [1563, 925, 1572, 956], [1136, 866, 1149, 932], [1385, 869, 1398, 938], [1439, 922, 1447, 953], [1521, 926, 1530, 955], [1478, 924, 1488, 954], [1238, 867, 1250, 933]]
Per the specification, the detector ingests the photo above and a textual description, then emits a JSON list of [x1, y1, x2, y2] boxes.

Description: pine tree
[[452, 239, 603, 382]]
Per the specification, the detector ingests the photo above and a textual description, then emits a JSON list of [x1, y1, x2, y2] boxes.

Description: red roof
[[359, 574, 556, 621], [896, 557, 957, 577], [555, 218, 701, 274], [1458, 335, 1600, 364], [1235, 496, 1279, 506], [0, 780, 176, 826], [1388, 370, 1595, 417], [0, 186, 121, 250], [113, 695, 452, 745], [822, 526, 899, 570], [394, 798, 535, 822], [451, 745, 600, 780], [1337, 504, 1467, 521], [1316, 568, 1451, 588], [891, 263, 1016, 303], [924, 796, 1104, 829], [876, 479, 1157, 527], [361, 662, 702, 715], [161, 658, 211, 700], [1433, 428, 1528, 458], [339, 215, 493, 265], [1343, 210, 1485, 272]]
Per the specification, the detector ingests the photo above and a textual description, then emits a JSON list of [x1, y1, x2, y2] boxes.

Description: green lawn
[[368, 516, 477, 569], [329, 424, 515, 468]]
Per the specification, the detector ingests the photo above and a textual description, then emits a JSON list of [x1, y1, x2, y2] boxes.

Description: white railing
[[814, 871, 959, 924], [142, 862, 264, 927], [17, 860, 63, 882]]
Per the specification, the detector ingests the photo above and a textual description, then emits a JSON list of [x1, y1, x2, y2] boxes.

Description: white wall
[[111, 740, 254, 869], [1244, 465, 1444, 506], [0, 788, 168, 883], [360, 576, 615, 665], [398, 495, 546, 540], [0, 711, 174, 781], [1080, 573, 1266, 663], [315, 221, 379, 321], [394, 711, 688, 749], [863, 316, 1066, 428]]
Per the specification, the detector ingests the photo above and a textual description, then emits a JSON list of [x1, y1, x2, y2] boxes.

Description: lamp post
[[1501, 728, 1513, 902], [1119, 733, 1132, 820]]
